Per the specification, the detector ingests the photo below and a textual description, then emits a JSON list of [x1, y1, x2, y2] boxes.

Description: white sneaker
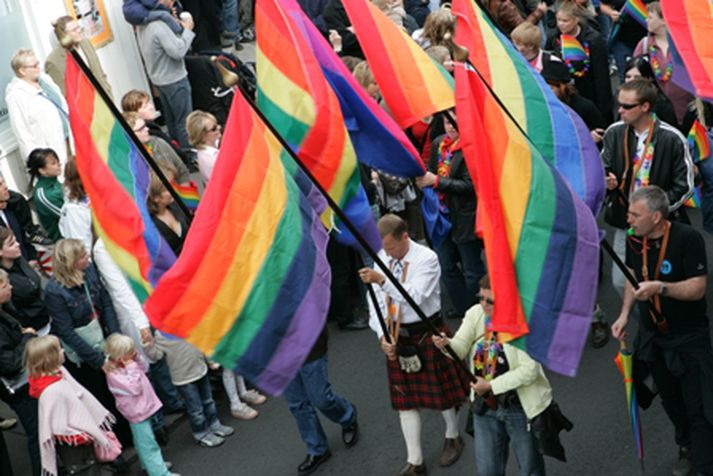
[[197, 433, 224, 448], [231, 405, 258, 420], [210, 423, 235, 437], [240, 389, 267, 405]]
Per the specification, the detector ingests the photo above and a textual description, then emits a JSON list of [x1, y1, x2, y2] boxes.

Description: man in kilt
[[359, 214, 469, 476]]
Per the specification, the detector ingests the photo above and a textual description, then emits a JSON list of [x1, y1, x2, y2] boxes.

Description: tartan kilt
[[386, 324, 470, 411]]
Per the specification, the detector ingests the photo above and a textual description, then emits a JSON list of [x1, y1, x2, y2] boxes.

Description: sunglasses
[[207, 124, 221, 132], [618, 102, 641, 110], [476, 294, 495, 306]]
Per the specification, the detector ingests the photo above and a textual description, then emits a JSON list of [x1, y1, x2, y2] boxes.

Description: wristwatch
[[660, 283, 668, 296]]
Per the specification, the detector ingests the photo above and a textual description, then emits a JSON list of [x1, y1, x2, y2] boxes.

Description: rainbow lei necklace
[[473, 318, 502, 381], [649, 44, 672, 83], [437, 137, 459, 178]]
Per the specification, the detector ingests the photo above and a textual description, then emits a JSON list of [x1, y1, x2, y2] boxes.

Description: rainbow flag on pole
[[255, 0, 379, 250], [145, 91, 331, 395], [662, 0, 713, 100], [621, 0, 648, 27], [452, 0, 605, 214], [342, 0, 455, 128], [689, 119, 711, 162], [455, 61, 600, 376], [65, 54, 176, 303]]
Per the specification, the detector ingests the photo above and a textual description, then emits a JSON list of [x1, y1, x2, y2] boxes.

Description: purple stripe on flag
[[546, 188, 600, 376], [254, 216, 331, 394], [565, 104, 606, 216]]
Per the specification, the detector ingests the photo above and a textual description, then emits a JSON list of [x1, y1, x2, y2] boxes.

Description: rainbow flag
[[255, 0, 380, 251], [622, 0, 648, 27], [273, 0, 450, 245], [342, 0, 455, 129], [65, 53, 176, 303], [561, 35, 589, 62], [662, 0, 713, 100], [452, 0, 605, 214], [145, 91, 331, 395], [689, 119, 711, 162], [455, 62, 600, 376], [684, 186, 702, 208], [614, 344, 645, 466], [172, 181, 200, 212]]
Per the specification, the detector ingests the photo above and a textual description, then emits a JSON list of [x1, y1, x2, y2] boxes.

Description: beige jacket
[[447, 304, 553, 419], [45, 39, 113, 99]]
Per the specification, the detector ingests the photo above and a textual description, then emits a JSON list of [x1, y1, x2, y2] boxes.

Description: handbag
[[93, 431, 122, 463], [61, 282, 105, 366]]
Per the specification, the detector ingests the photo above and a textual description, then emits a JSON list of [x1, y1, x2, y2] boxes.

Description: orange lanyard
[[642, 220, 670, 331]]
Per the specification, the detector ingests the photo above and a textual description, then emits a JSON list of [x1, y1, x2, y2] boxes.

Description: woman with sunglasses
[[433, 274, 554, 476], [186, 110, 222, 185]]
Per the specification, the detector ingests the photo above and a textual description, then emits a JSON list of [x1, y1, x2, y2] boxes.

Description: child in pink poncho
[[105, 334, 178, 476], [26, 335, 117, 476]]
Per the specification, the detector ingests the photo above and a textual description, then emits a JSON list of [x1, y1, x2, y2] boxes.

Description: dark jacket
[[2, 191, 37, 261], [152, 202, 190, 256], [600, 118, 694, 229], [1, 257, 49, 331], [46, 265, 119, 369], [547, 26, 613, 122], [299, 0, 330, 33], [323, 0, 364, 58], [0, 308, 31, 382], [428, 134, 477, 244]]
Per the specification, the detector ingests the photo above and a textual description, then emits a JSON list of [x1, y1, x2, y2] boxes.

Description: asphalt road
[[4, 212, 713, 476]]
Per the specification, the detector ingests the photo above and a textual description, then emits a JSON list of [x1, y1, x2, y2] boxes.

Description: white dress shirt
[[367, 240, 441, 339]]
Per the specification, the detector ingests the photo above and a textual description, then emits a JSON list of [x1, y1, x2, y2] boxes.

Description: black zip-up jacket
[[0, 308, 31, 383], [428, 135, 477, 244], [600, 118, 693, 229], [1, 257, 50, 331]]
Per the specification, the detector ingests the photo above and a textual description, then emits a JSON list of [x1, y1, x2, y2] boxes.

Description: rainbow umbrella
[[614, 340, 645, 471]]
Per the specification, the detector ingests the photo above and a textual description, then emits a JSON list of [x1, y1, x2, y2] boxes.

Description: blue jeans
[[222, 0, 238, 34], [149, 357, 184, 414], [130, 418, 170, 476], [176, 375, 219, 440], [284, 355, 356, 455], [473, 405, 545, 476], [156, 78, 193, 149], [610, 40, 634, 84], [436, 236, 485, 316]]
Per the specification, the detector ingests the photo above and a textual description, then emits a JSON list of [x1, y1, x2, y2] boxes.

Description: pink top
[[106, 358, 162, 424]]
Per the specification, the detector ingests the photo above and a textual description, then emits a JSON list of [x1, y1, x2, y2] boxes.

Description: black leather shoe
[[298, 450, 331, 475], [342, 407, 359, 447]]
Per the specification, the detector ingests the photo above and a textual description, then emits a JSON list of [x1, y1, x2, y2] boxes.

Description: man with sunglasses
[[601, 78, 694, 295]]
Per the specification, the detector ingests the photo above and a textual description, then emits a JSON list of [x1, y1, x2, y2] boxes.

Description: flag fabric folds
[[662, 0, 713, 100], [614, 342, 645, 466], [342, 0, 455, 129], [455, 62, 600, 376], [452, 0, 605, 215], [65, 53, 176, 303], [272, 0, 449, 245], [255, 0, 380, 251], [145, 91, 331, 395]]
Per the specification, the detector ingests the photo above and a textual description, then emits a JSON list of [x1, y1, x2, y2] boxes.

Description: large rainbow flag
[[662, 0, 713, 100], [273, 0, 450, 245], [255, 0, 380, 251], [342, 0, 455, 129], [65, 53, 176, 303], [145, 91, 331, 395], [455, 62, 600, 376], [452, 0, 605, 215]]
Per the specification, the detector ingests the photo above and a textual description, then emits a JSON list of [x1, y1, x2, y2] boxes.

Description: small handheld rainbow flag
[[561, 35, 589, 62], [621, 0, 648, 28], [172, 181, 200, 212], [684, 186, 702, 208], [688, 120, 711, 162]]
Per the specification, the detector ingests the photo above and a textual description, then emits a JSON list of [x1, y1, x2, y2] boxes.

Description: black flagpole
[[69, 50, 193, 221]]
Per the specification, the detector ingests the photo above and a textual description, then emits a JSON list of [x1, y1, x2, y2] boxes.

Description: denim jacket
[[46, 265, 119, 369]]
